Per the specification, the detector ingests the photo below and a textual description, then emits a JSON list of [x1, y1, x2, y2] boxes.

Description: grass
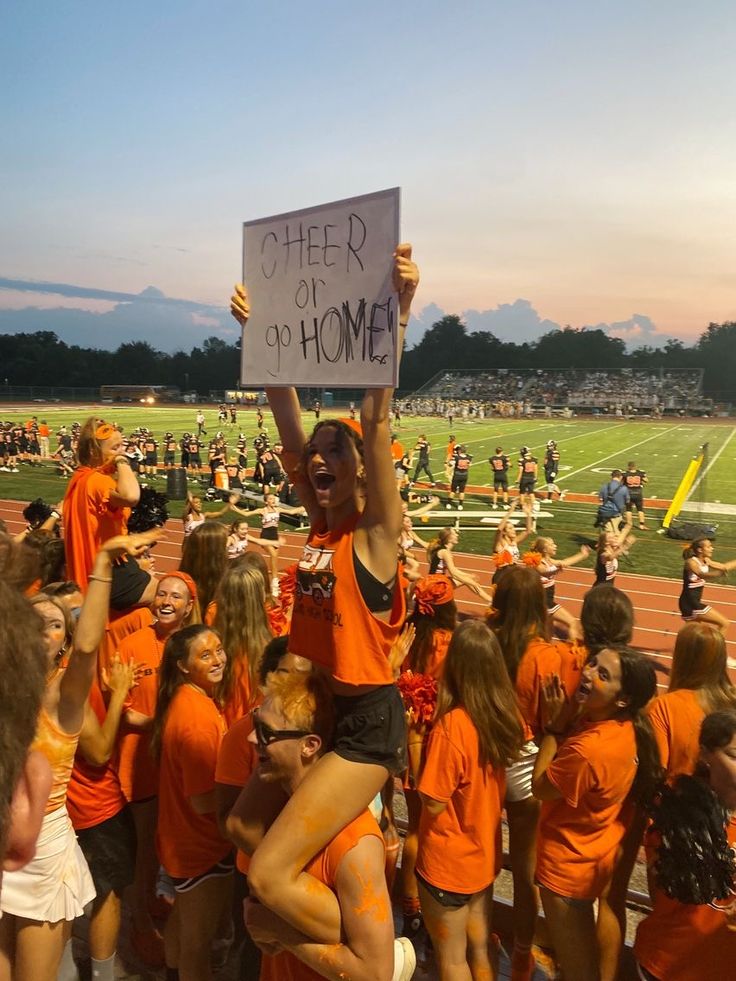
[[2, 404, 735, 581]]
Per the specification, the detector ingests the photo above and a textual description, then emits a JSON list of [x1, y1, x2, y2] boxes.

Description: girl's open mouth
[[575, 680, 592, 703], [313, 473, 335, 491]]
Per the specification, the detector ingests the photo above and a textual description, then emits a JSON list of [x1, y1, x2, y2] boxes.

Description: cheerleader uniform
[[539, 562, 561, 614], [261, 507, 280, 541], [678, 560, 711, 620], [594, 553, 618, 586]]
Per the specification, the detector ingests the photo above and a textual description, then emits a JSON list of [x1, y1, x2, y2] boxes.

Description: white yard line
[[687, 426, 736, 500], [558, 428, 682, 483]]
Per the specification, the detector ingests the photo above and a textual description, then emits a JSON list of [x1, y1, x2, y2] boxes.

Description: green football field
[[2, 404, 735, 580]]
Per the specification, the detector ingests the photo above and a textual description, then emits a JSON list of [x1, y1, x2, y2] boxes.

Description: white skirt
[[0, 805, 95, 922]]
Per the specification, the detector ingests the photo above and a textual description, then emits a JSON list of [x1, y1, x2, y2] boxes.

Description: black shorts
[[164, 452, 175, 465], [450, 475, 468, 493], [416, 871, 477, 909], [626, 495, 643, 511], [493, 476, 508, 489], [520, 480, 535, 494], [261, 526, 279, 541], [145, 453, 157, 466], [333, 684, 406, 775], [189, 454, 201, 466], [76, 808, 136, 899], [170, 854, 235, 893], [545, 470, 558, 483]]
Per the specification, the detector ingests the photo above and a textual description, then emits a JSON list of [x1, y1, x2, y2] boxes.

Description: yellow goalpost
[[661, 443, 708, 530]]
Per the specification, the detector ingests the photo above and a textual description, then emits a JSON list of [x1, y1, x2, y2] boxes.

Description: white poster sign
[[240, 187, 400, 388]]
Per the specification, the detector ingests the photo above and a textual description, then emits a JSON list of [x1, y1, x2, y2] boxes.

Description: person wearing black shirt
[[622, 460, 648, 530], [489, 447, 510, 509]]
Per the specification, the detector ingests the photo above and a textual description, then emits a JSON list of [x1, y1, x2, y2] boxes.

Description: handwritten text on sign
[[240, 187, 400, 388]]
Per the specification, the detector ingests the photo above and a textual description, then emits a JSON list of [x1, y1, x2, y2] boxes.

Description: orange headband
[[95, 423, 115, 440], [160, 571, 198, 603]]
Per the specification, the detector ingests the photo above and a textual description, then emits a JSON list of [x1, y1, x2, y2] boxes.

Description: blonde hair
[[213, 563, 273, 704], [264, 669, 335, 747], [669, 622, 736, 713]]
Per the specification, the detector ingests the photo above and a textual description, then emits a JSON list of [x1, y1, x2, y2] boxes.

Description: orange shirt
[[390, 440, 405, 463], [416, 707, 505, 894], [634, 815, 736, 979], [115, 624, 166, 802], [290, 515, 405, 686], [223, 658, 259, 728], [536, 718, 637, 899], [515, 636, 563, 742], [64, 465, 130, 591], [648, 689, 705, 779], [98, 606, 154, 683], [554, 640, 588, 707], [215, 711, 259, 876], [32, 707, 81, 815], [156, 685, 231, 878], [260, 810, 383, 981], [67, 681, 126, 830]]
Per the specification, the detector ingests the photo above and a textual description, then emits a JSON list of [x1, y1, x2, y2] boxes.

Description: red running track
[[4, 497, 735, 691]]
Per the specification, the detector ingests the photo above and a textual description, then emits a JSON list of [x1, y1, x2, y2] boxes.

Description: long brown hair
[[150, 624, 214, 759], [213, 563, 273, 704], [180, 522, 228, 616], [436, 620, 524, 768], [407, 602, 457, 675], [614, 646, 662, 805], [669, 622, 736, 713], [488, 564, 548, 682]]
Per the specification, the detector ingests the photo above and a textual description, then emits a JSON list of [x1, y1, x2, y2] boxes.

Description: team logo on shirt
[[296, 545, 337, 603]]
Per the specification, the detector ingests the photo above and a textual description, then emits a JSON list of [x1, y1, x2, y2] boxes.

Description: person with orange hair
[[63, 419, 141, 593]]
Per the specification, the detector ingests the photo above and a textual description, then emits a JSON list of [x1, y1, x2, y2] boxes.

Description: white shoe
[[492, 503, 498, 509], [457, 504, 463, 511], [445, 503, 452, 510], [11, 468, 19, 472], [0, 466, 8, 471], [392, 937, 416, 981], [560, 490, 568, 500]]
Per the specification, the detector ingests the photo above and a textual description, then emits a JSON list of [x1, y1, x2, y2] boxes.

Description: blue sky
[[2, 1, 735, 353]]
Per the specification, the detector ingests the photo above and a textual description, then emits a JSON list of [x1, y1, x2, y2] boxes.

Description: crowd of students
[[0, 243, 735, 981]]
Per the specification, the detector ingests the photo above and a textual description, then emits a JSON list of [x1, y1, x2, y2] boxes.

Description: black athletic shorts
[[164, 452, 175, 465], [76, 808, 136, 898], [333, 684, 406, 774], [260, 526, 279, 541], [450, 475, 468, 493], [416, 871, 477, 909], [493, 476, 508, 489], [520, 479, 535, 494], [145, 453, 157, 466], [626, 495, 643, 511], [170, 854, 235, 893]]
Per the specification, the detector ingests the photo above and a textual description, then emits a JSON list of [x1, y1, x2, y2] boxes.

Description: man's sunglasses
[[252, 708, 312, 749]]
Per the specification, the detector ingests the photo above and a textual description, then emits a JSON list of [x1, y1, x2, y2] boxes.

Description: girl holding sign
[[228, 246, 419, 961]]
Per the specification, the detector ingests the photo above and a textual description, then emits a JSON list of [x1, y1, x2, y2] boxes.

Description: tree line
[[1, 319, 735, 400]]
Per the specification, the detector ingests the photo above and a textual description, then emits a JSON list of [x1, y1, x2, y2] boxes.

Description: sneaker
[[445, 503, 452, 510], [392, 937, 417, 981], [0, 466, 8, 472], [492, 503, 498, 509], [457, 504, 463, 511], [559, 490, 568, 500], [11, 468, 19, 472]]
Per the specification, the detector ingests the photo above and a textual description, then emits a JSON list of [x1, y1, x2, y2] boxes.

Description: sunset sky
[[2, 0, 735, 352]]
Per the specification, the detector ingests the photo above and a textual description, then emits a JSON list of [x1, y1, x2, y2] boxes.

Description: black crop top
[[353, 549, 396, 613]]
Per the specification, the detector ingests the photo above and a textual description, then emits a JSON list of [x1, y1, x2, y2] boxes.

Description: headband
[[95, 423, 116, 440], [160, 570, 198, 602], [338, 417, 363, 438], [413, 574, 454, 616]]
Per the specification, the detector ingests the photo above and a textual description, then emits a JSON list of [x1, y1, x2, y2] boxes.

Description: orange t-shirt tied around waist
[[416, 707, 505, 895], [536, 718, 637, 900]]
